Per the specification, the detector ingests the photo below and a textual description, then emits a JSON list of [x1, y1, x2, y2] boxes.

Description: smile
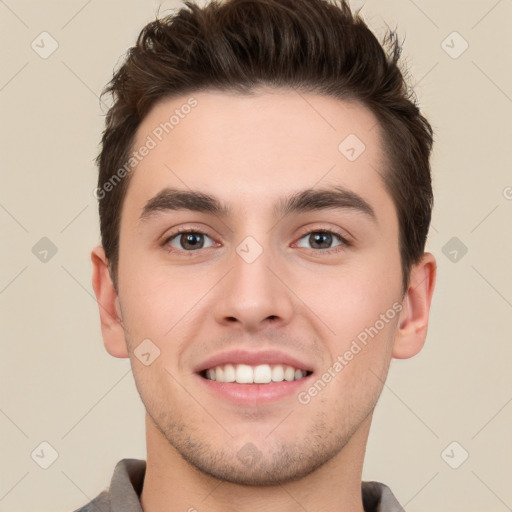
[[202, 363, 312, 384]]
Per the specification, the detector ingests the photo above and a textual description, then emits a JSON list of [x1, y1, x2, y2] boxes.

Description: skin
[[91, 88, 436, 512]]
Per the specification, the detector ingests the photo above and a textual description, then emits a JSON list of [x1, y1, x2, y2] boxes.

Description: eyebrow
[[139, 186, 377, 224]]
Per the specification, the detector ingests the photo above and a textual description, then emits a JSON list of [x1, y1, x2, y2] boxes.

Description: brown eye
[[295, 229, 350, 253], [165, 230, 215, 251], [309, 232, 333, 249]]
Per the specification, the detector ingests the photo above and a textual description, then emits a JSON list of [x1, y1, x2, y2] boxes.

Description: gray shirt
[[73, 458, 405, 512]]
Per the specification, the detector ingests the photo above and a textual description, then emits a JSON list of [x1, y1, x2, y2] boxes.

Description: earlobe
[[91, 246, 129, 358], [393, 252, 437, 359]]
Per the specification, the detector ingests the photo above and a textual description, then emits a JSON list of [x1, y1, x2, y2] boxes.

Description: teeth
[[271, 365, 284, 381], [253, 364, 272, 383], [284, 366, 295, 381], [235, 364, 253, 384], [223, 363, 235, 382], [204, 364, 309, 384]]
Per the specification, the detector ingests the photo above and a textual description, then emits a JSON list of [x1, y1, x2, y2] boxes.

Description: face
[[115, 89, 405, 485]]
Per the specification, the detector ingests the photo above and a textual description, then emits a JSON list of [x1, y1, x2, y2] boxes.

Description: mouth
[[193, 349, 315, 404], [199, 363, 313, 384]]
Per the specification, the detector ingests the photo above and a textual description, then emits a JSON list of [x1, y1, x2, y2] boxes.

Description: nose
[[213, 242, 295, 332]]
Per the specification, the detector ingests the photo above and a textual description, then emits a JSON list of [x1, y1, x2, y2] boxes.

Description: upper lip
[[194, 349, 315, 374]]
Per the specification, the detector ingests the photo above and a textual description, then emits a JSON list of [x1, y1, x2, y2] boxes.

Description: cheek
[[118, 258, 177, 341], [118, 256, 215, 356], [314, 292, 400, 412], [302, 257, 401, 366], [310, 259, 401, 327]]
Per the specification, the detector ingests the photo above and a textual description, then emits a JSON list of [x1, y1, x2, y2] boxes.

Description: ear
[[393, 252, 437, 359], [91, 246, 129, 358]]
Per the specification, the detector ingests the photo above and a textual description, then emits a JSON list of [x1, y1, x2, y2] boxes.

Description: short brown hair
[[96, 0, 434, 295]]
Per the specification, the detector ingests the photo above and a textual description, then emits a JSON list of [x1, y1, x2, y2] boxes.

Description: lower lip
[[195, 373, 313, 406]]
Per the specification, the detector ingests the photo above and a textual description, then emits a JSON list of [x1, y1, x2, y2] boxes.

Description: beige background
[[1, 0, 511, 510]]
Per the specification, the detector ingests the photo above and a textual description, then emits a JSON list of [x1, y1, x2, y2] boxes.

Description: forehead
[[124, 88, 394, 223]]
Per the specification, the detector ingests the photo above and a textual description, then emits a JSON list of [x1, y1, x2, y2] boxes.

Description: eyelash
[[162, 227, 352, 255]]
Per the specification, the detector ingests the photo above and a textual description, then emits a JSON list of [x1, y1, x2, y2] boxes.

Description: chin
[[173, 435, 345, 487]]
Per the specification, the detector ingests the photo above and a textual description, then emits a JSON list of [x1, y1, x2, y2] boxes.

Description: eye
[[295, 229, 350, 253], [164, 229, 216, 252], [161, 227, 351, 254]]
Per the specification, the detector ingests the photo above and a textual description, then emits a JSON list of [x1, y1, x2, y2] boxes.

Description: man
[[82, 0, 436, 510]]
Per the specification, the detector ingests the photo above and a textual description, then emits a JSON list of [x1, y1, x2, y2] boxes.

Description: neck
[[140, 413, 371, 512]]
